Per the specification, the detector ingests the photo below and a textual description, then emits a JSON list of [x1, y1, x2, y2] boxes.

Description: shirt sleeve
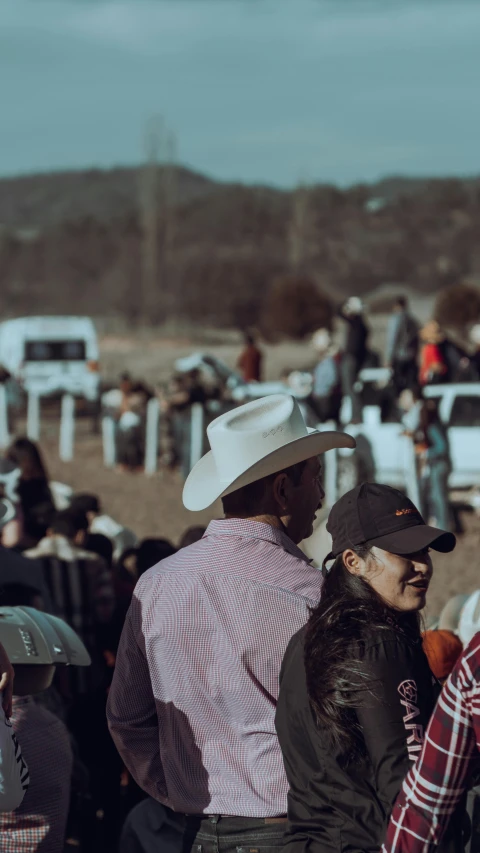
[[355, 638, 432, 812], [383, 638, 480, 853], [0, 708, 29, 812], [106, 580, 167, 803]]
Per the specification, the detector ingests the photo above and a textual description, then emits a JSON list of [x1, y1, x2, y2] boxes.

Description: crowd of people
[[0, 435, 207, 851], [2, 303, 480, 852]]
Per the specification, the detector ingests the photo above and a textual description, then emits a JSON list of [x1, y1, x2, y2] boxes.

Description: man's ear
[[272, 472, 290, 514]]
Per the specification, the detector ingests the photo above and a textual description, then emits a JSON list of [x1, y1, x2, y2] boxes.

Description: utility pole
[[289, 181, 311, 273], [139, 117, 178, 322]]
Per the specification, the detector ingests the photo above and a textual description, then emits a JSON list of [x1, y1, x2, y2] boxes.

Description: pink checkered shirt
[[383, 634, 480, 852], [107, 518, 323, 816]]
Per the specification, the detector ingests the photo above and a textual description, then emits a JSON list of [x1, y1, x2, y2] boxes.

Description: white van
[[0, 316, 101, 400]]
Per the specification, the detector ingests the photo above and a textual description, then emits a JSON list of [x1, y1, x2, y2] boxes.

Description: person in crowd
[[469, 324, 480, 380], [385, 296, 419, 394], [5, 437, 56, 547], [163, 370, 208, 481], [310, 328, 342, 423], [136, 538, 177, 578], [24, 508, 115, 693], [422, 629, 463, 684], [0, 512, 53, 610], [107, 394, 354, 853], [419, 321, 448, 386], [0, 639, 25, 809], [338, 297, 369, 423], [275, 482, 462, 853], [383, 633, 480, 853], [399, 385, 424, 435], [117, 384, 150, 472], [237, 331, 263, 383], [178, 526, 206, 549], [70, 492, 138, 560], [419, 398, 452, 531], [84, 531, 114, 568], [0, 600, 90, 852]]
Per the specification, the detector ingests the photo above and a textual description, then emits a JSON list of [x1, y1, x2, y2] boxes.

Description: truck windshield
[[25, 340, 86, 361]]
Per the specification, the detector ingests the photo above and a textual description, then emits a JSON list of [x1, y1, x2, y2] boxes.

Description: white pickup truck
[[345, 383, 480, 494]]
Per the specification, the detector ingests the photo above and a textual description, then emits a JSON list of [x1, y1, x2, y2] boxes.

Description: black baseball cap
[[326, 483, 456, 560]]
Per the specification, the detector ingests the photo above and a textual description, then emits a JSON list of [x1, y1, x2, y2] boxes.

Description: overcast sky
[[1, 0, 479, 187]]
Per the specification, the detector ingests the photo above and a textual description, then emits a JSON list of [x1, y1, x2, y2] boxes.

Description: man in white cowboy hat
[[108, 394, 355, 853]]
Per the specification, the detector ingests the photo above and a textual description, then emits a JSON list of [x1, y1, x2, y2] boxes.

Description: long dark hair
[[304, 549, 421, 762], [6, 437, 49, 481]]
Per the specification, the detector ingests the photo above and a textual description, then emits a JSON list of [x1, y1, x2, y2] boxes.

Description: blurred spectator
[[310, 328, 342, 423], [178, 526, 206, 549], [6, 437, 55, 547], [70, 492, 138, 560], [338, 297, 369, 423], [419, 320, 448, 385], [137, 538, 177, 578], [470, 324, 480, 379], [237, 332, 263, 382], [23, 508, 115, 693], [419, 398, 452, 531], [163, 371, 207, 481], [0, 581, 44, 610], [0, 584, 73, 853], [422, 629, 463, 683], [457, 589, 480, 647], [84, 532, 114, 569], [399, 386, 423, 435], [117, 385, 149, 472], [385, 296, 419, 394]]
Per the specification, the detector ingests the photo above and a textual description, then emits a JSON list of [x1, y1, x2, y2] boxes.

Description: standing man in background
[[237, 332, 263, 382], [338, 297, 369, 423], [385, 296, 419, 394]]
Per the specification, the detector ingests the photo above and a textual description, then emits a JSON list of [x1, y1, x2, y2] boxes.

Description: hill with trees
[[1, 166, 479, 335]]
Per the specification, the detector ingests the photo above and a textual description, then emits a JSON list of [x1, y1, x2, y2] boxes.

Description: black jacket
[[275, 623, 463, 853], [339, 312, 369, 368]]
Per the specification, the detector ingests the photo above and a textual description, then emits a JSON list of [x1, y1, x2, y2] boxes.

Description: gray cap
[[0, 606, 91, 667]]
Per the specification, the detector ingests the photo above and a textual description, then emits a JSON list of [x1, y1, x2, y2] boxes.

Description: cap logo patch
[[395, 508, 417, 517]]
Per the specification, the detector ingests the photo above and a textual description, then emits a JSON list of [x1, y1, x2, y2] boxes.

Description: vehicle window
[[25, 340, 86, 361], [449, 396, 480, 427]]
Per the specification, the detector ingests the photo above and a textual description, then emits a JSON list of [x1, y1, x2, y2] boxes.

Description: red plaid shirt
[[383, 633, 480, 852]]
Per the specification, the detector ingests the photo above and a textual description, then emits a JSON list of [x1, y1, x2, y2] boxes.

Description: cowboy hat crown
[[183, 394, 355, 511]]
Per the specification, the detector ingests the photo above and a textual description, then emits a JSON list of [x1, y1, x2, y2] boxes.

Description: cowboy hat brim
[[183, 429, 356, 511]]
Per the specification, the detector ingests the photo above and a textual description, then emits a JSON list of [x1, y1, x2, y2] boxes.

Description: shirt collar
[[205, 518, 312, 564]]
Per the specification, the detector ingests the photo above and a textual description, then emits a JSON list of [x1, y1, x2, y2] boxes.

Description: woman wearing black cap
[[275, 483, 463, 853]]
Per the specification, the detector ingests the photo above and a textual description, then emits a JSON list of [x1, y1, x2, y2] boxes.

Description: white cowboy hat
[[183, 394, 356, 511]]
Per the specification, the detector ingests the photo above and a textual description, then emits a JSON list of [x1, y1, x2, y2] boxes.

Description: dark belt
[[185, 815, 288, 824]]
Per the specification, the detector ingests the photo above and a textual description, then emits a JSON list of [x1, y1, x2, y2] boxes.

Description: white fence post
[[59, 394, 75, 462], [27, 392, 40, 442], [0, 385, 9, 449], [102, 417, 117, 468], [144, 398, 160, 476], [189, 403, 204, 472], [318, 420, 338, 508]]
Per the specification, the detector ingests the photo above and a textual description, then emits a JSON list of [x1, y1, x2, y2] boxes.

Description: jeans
[[341, 354, 363, 423], [422, 459, 451, 531], [119, 801, 287, 853]]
